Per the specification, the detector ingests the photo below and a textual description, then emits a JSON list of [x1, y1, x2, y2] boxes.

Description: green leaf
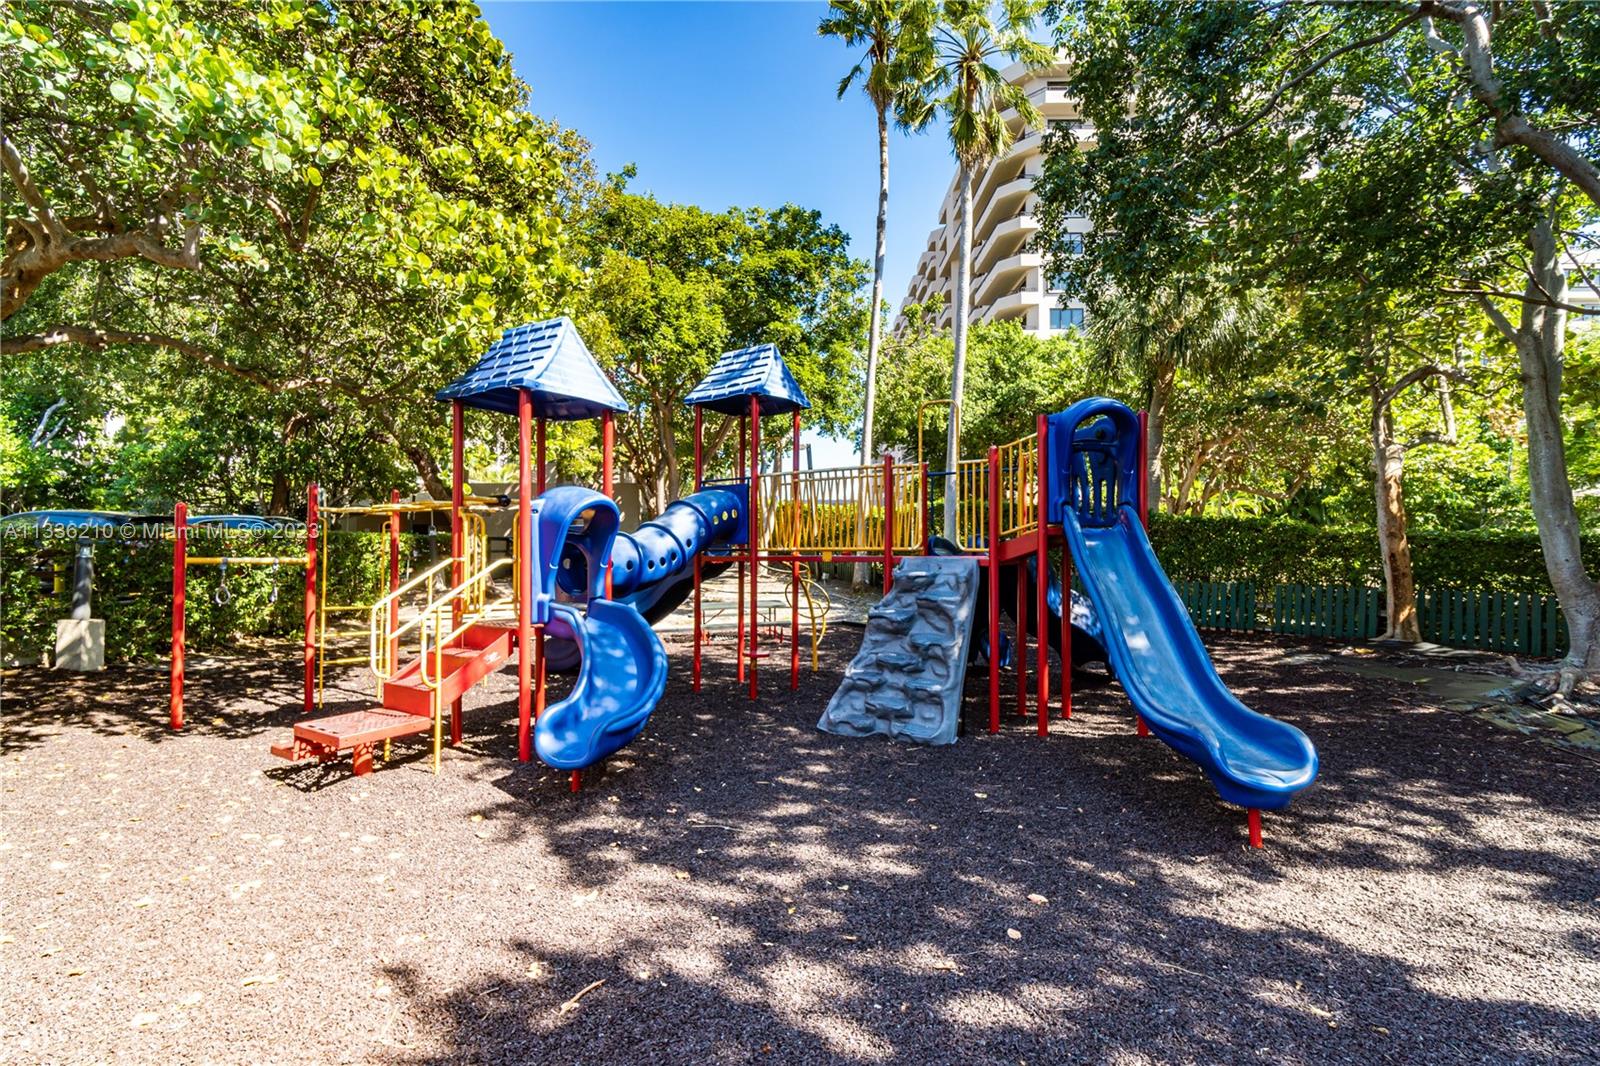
[[110, 78, 134, 103]]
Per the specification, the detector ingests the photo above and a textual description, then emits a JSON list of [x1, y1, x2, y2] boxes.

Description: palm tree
[[931, 0, 1051, 538], [1087, 278, 1279, 510], [819, 0, 935, 588]]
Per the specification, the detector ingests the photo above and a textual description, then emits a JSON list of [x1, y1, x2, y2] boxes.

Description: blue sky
[[482, 1, 958, 465]]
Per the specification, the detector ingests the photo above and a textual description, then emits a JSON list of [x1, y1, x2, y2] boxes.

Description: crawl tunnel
[[555, 485, 747, 602]]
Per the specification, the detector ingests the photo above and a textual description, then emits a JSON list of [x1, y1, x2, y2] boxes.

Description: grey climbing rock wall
[[818, 556, 979, 745]]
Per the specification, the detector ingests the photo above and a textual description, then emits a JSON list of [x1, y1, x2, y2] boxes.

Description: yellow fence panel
[[756, 463, 924, 554]]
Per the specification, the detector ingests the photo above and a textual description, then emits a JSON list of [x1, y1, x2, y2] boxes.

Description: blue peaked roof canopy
[[682, 343, 811, 416], [435, 317, 627, 420]]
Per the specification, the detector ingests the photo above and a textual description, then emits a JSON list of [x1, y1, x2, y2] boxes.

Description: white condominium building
[[895, 59, 1092, 338]]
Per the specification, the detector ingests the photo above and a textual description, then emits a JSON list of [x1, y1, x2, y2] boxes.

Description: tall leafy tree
[[1037, 0, 1600, 669], [819, 0, 936, 587], [3, 0, 588, 503], [929, 0, 1050, 537], [576, 186, 869, 515], [1086, 279, 1279, 510]]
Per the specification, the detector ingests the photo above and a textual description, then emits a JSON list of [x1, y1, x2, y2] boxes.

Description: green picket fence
[[1175, 581, 1257, 631], [1272, 584, 1382, 639], [1417, 586, 1567, 656], [1076, 571, 1566, 657]]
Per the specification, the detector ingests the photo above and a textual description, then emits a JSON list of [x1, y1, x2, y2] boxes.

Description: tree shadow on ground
[[376, 634, 1597, 1064]]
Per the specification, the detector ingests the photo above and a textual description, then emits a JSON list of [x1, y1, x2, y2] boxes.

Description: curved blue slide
[[1050, 399, 1317, 811], [534, 599, 668, 770], [529, 485, 747, 769]]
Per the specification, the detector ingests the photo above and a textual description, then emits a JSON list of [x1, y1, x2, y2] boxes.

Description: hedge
[[1146, 516, 1584, 595], [0, 529, 413, 665]]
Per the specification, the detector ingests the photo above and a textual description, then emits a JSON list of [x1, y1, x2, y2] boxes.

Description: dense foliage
[[3, 0, 589, 511], [575, 181, 869, 512]]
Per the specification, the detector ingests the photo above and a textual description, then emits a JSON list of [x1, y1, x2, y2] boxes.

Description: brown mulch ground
[[3, 632, 1597, 1065]]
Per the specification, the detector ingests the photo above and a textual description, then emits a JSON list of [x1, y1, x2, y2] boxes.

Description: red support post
[[1016, 532, 1028, 719], [736, 414, 746, 686], [1061, 553, 1073, 720], [450, 403, 465, 745], [169, 501, 187, 730], [790, 410, 800, 691], [535, 418, 547, 723], [986, 447, 1001, 734], [1035, 415, 1050, 737], [692, 405, 704, 692], [1137, 408, 1150, 527], [602, 411, 615, 599], [516, 390, 534, 762], [1247, 808, 1263, 849], [304, 482, 318, 716], [881, 454, 895, 595], [388, 488, 401, 673], [748, 396, 760, 700]]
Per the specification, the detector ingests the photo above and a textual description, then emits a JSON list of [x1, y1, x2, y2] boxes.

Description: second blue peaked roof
[[436, 317, 627, 420], [682, 343, 811, 416]]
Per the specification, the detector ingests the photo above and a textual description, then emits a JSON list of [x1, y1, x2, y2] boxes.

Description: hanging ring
[[214, 560, 231, 606]]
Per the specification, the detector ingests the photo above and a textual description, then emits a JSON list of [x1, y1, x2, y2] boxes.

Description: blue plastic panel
[[683, 343, 811, 416], [436, 317, 627, 420]]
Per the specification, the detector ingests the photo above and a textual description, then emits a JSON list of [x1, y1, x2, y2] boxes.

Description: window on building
[[1047, 81, 1070, 93], [1061, 233, 1084, 255], [1049, 118, 1088, 132], [1050, 307, 1086, 331]]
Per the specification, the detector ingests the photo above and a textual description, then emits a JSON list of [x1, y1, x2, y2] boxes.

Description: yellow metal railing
[[756, 462, 924, 555], [367, 557, 459, 686], [317, 509, 492, 706], [948, 431, 1040, 551], [952, 459, 989, 551], [997, 432, 1039, 539], [417, 558, 515, 773]]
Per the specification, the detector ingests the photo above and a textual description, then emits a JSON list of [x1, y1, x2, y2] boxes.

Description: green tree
[[1037, 0, 1600, 664], [1085, 279, 1279, 511], [576, 187, 869, 514], [930, 0, 1051, 537], [3, 0, 588, 504]]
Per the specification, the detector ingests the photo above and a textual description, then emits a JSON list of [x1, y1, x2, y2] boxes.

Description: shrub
[[1147, 515, 1590, 593]]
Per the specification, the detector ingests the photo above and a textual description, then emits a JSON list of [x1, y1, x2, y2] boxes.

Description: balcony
[[972, 172, 1036, 241], [972, 212, 1040, 276], [973, 253, 1042, 306]]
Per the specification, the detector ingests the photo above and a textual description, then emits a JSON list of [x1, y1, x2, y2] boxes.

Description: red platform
[[271, 622, 517, 775]]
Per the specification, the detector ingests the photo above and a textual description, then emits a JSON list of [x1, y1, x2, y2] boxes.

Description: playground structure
[[151, 315, 1315, 843]]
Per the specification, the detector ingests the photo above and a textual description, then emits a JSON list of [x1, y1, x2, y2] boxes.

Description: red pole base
[[1136, 716, 1150, 737], [570, 770, 581, 793], [1247, 808, 1263, 849]]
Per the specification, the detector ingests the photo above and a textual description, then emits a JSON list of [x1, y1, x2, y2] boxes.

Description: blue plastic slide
[[1049, 399, 1318, 811], [535, 599, 668, 770], [529, 485, 748, 769]]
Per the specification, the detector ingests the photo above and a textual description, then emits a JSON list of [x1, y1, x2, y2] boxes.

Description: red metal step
[[270, 708, 434, 775], [381, 624, 515, 715]]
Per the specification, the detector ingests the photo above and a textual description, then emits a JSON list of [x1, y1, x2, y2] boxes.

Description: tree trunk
[[269, 472, 290, 516], [1516, 215, 1600, 676], [1371, 390, 1421, 642], [943, 162, 975, 540], [403, 442, 448, 500], [658, 400, 680, 506], [853, 104, 892, 591], [1146, 361, 1175, 512]]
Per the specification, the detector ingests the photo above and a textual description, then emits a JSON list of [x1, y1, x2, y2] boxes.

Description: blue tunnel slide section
[[527, 485, 747, 770], [1049, 400, 1318, 811]]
